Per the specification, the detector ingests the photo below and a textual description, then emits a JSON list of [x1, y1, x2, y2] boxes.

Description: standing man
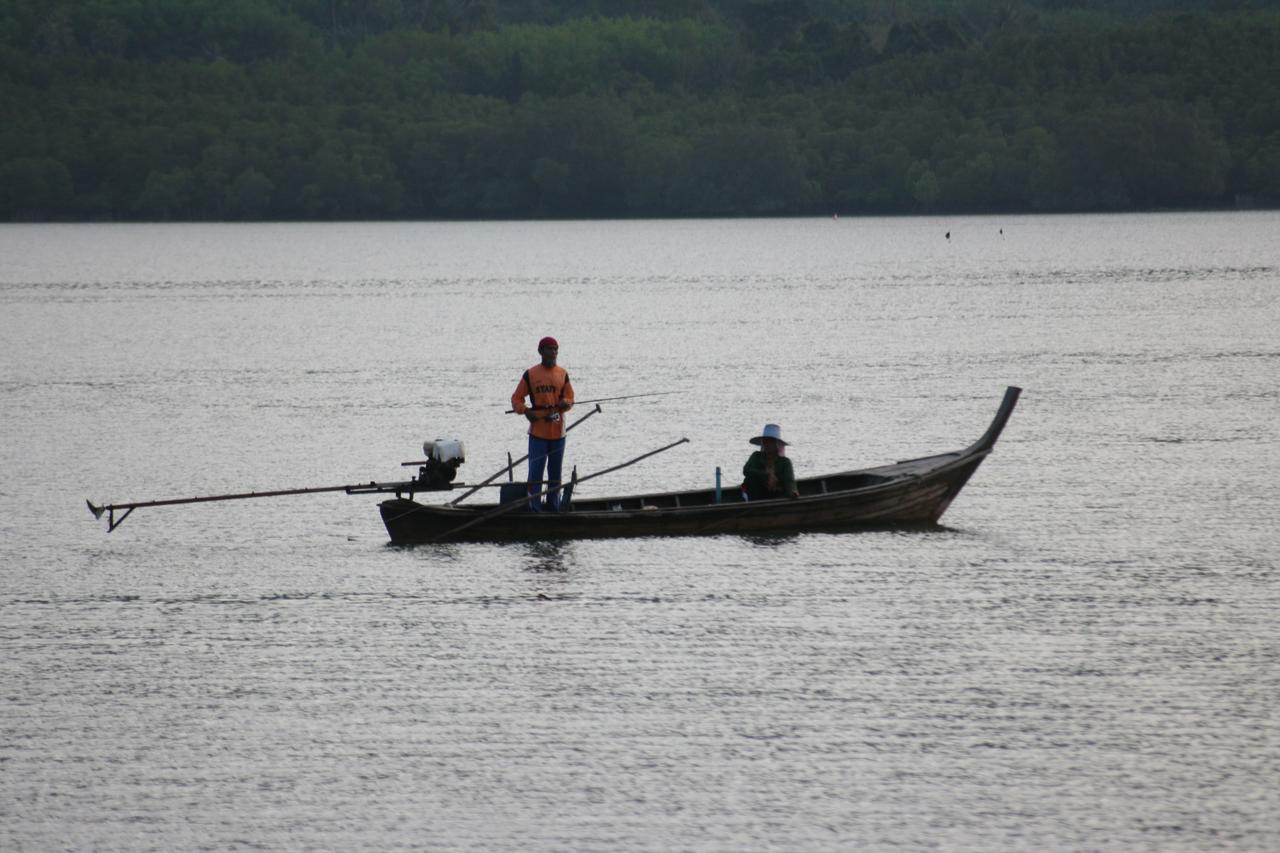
[[511, 336, 575, 511]]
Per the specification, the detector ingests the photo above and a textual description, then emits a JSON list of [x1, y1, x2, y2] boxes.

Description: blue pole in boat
[[715, 466, 722, 503]]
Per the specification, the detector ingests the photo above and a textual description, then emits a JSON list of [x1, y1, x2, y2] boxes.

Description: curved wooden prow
[[965, 386, 1022, 455]]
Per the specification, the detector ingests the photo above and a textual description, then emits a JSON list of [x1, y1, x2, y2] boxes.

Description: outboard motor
[[417, 439, 466, 490]]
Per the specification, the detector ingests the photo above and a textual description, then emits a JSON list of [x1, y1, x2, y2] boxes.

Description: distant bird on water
[[945, 231, 950, 240]]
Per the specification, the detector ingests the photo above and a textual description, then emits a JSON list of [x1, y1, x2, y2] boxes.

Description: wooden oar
[[428, 437, 691, 544], [449, 403, 602, 506]]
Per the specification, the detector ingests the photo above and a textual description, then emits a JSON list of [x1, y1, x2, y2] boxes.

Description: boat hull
[[380, 387, 1019, 545]]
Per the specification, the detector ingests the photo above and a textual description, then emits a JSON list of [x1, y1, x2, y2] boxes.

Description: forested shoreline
[[2, 0, 1278, 221]]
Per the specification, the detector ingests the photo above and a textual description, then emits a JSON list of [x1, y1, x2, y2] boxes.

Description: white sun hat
[[749, 423, 789, 446]]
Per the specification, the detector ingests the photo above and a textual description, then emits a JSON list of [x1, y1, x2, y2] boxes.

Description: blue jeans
[[527, 435, 566, 512]]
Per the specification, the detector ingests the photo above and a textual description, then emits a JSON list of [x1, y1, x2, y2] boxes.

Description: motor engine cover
[[423, 439, 465, 464]]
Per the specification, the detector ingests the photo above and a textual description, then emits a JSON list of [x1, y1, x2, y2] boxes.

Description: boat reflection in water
[[522, 540, 574, 573]]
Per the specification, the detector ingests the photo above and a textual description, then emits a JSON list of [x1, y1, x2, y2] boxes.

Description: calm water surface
[[1, 214, 1277, 850]]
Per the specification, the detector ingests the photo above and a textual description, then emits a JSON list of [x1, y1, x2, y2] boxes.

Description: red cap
[[538, 336, 559, 351]]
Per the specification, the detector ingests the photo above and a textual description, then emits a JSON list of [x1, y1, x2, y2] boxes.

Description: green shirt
[[742, 451, 797, 499]]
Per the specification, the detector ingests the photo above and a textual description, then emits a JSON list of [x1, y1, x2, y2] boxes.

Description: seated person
[[742, 423, 799, 500]]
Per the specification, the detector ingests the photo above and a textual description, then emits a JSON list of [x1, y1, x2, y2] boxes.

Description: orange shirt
[[511, 363, 575, 440]]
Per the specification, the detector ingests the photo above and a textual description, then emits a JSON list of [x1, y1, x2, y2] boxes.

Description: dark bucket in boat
[[500, 482, 532, 511]]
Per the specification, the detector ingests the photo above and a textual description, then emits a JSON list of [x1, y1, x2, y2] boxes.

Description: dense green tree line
[[1, 0, 1277, 220]]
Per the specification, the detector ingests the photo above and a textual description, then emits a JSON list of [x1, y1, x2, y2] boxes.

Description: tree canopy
[[1, 0, 1277, 220]]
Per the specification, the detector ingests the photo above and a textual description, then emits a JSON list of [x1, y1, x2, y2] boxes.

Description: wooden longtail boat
[[379, 386, 1021, 544]]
